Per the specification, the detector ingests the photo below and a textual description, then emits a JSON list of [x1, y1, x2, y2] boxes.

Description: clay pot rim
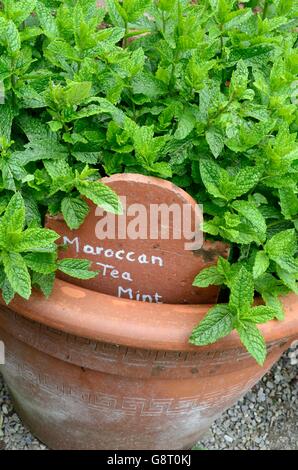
[[1, 279, 297, 353]]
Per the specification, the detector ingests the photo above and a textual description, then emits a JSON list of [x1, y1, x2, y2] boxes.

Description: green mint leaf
[[200, 160, 261, 201], [57, 258, 98, 280], [132, 72, 167, 100], [230, 167, 261, 200], [243, 306, 277, 324], [2, 251, 31, 300], [193, 266, 225, 288], [230, 60, 248, 98], [237, 321, 267, 366], [274, 255, 298, 275], [44, 159, 73, 180], [206, 127, 224, 158], [231, 200, 267, 243], [217, 256, 231, 280], [76, 180, 122, 215], [279, 188, 298, 220], [24, 252, 57, 274], [190, 304, 233, 346], [1, 277, 15, 305], [253, 251, 270, 279], [64, 82, 92, 106], [61, 196, 89, 230], [229, 266, 254, 315], [36, 1, 58, 39], [199, 159, 224, 199], [32, 272, 55, 298], [13, 228, 59, 253], [0, 192, 26, 235], [105, 0, 125, 27], [71, 152, 100, 164], [175, 109, 196, 140], [0, 102, 14, 141], [5, 0, 37, 26], [149, 162, 172, 178], [265, 229, 297, 258], [262, 294, 285, 321], [44, 38, 81, 69], [276, 266, 298, 294], [123, 0, 151, 22], [23, 193, 42, 228], [12, 141, 68, 165], [6, 20, 21, 55]]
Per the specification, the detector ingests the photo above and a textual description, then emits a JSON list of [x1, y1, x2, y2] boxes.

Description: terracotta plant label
[[46, 174, 229, 304]]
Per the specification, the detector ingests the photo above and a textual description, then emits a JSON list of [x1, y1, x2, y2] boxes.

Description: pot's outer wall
[[0, 283, 297, 450]]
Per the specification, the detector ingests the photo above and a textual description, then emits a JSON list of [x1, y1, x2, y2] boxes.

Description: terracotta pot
[[0, 282, 297, 450]]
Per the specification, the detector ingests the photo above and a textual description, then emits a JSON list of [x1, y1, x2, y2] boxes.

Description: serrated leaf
[[190, 304, 233, 346], [200, 160, 261, 201], [13, 228, 59, 252], [274, 255, 298, 274], [76, 181, 122, 215], [5, 0, 37, 26], [6, 20, 21, 54], [0, 193, 25, 236], [32, 271, 55, 298], [105, 0, 125, 27], [229, 266, 254, 314], [237, 321, 267, 366], [217, 256, 231, 280], [230, 60, 248, 98], [243, 306, 277, 324], [36, 1, 58, 39], [266, 229, 297, 258], [24, 252, 57, 274], [231, 167, 261, 199], [57, 258, 98, 280], [0, 102, 14, 141], [276, 266, 298, 294], [253, 251, 270, 279], [65, 82, 92, 106], [262, 294, 285, 321], [206, 127, 224, 158], [200, 159, 224, 199], [123, 0, 151, 22], [132, 72, 166, 99], [232, 200, 267, 243], [44, 159, 73, 179], [61, 196, 89, 230], [150, 162, 172, 178], [71, 152, 100, 164], [23, 193, 42, 227], [2, 252, 31, 300], [193, 266, 225, 288], [84, 98, 125, 125], [1, 277, 15, 305], [279, 188, 298, 220], [45, 39, 81, 69], [175, 109, 196, 140], [12, 141, 68, 165]]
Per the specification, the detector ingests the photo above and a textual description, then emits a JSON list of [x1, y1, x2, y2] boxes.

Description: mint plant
[[0, 0, 297, 363], [0, 192, 98, 304]]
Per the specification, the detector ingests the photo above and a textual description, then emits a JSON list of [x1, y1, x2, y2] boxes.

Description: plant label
[[46, 174, 229, 304]]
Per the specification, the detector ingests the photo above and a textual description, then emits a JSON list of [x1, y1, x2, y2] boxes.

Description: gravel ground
[[0, 343, 297, 450]]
